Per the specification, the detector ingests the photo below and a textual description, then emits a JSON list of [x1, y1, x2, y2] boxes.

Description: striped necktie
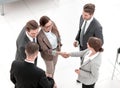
[[80, 21, 87, 46]]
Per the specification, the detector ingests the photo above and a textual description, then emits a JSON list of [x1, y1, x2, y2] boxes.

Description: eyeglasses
[[44, 23, 53, 29]]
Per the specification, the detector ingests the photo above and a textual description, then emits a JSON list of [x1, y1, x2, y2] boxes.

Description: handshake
[[57, 52, 70, 58]]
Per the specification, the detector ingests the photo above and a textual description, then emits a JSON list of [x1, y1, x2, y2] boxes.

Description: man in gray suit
[[73, 3, 104, 50], [15, 20, 39, 65]]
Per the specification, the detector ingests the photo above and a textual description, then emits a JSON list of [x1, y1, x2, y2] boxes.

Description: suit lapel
[[40, 30, 52, 49], [84, 18, 95, 35], [81, 59, 91, 67]]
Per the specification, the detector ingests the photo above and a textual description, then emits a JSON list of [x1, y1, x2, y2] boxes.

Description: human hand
[[60, 52, 70, 58], [75, 69, 80, 74], [73, 41, 78, 47]]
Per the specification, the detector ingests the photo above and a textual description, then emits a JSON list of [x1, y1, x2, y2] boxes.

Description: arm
[[38, 72, 54, 88], [94, 19, 104, 44], [10, 61, 16, 84], [79, 62, 100, 79], [69, 49, 88, 57], [94, 26, 104, 45]]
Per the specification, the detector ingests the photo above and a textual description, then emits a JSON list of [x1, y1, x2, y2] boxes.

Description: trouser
[[44, 55, 58, 77], [82, 83, 95, 88]]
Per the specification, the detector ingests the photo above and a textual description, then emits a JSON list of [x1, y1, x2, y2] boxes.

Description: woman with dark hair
[[37, 16, 62, 87], [59, 37, 103, 88]]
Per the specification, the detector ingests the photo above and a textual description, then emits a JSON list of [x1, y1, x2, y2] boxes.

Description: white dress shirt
[[81, 17, 93, 34], [83, 50, 99, 63], [44, 31, 57, 49], [26, 32, 36, 42]]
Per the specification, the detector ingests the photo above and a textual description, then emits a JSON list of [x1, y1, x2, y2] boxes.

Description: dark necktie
[[80, 21, 87, 46], [33, 38, 36, 43]]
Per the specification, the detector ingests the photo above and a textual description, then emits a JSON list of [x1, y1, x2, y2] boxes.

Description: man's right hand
[[73, 41, 79, 47]]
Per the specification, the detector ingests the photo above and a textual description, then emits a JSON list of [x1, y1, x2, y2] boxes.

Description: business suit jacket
[[15, 27, 30, 61], [15, 27, 37, 65], [37, 22, 62, 61], [75, 16, 104, 50], [70, 49, 102, 85], [10, 60, 54, 88]]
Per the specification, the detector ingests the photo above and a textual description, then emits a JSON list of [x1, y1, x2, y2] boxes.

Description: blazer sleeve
[[69, 49, 88, 57], [38, 71, 54, 88], [94, 19, 104, 44], [94, 25, 104, 44], [75, 15, 83, 42], [10, 61, 16, 84]]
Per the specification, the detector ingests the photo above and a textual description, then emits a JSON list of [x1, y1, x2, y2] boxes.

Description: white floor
[[0, 0, 120, 88]]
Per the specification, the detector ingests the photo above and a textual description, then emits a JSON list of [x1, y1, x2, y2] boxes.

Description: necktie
[[33, 38, 36, 43], [80, 21, 87, 46]]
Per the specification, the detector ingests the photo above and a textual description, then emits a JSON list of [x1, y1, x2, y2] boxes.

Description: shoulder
[[37, 29, 45, 39], [11, 60, 23, 68], [35, 67, 46, 76], [92, 18, 102, 27]]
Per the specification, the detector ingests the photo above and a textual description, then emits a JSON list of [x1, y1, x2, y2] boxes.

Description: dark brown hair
[[83, 3, 95, 15], [25, 42, 39, 55], [39, 16, 61, 37], [39, 16, 50, 26], [25, 20, 39, 32], [88, 37, 103, 52]]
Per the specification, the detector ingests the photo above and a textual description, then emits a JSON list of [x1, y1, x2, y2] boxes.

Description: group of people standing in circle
[[10, 3, 104, 88]]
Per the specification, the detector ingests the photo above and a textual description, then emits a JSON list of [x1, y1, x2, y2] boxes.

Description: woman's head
[[39, 16, 53, 32], [87, 37, 103, 52]]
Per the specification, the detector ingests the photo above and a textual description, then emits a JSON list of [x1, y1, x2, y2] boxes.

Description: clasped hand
[[59, 52, 70, 58]]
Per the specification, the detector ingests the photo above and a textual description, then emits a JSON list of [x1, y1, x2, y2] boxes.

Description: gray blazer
[[75, 16, 104, 50], [70, 49, 102, 85]]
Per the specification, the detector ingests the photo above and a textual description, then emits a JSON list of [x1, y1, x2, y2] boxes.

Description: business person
[[61, 37, 103, 88], [73, 3, 104, 50], [10, 42, 55, 88], [15, 20, 39, 65], [37, 16, 62, 87]]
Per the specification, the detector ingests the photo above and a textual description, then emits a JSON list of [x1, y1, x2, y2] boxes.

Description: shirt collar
[[87, 16, 93, 23], [43, 30, 51, 34], [88, 50, 99, 61], [25, 59, 34, 64], [26, 32, 34, 42]]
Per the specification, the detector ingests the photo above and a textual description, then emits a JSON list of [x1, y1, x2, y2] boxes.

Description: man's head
[[25, 42, 39, 60], [82, 3, 95, 20], [25, 20, 39, 38]]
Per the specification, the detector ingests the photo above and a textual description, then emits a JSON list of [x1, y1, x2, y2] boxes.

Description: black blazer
[[10, 60, 54, 88], [15, 27, 30, 61], [75, 16, 104, 50]]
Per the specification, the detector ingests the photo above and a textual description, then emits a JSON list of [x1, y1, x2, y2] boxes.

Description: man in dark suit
[[73, 3, 104, 50], [15, 20, 39, 65], [10, 42, 55, 88], [73, 3, 104, 83]]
